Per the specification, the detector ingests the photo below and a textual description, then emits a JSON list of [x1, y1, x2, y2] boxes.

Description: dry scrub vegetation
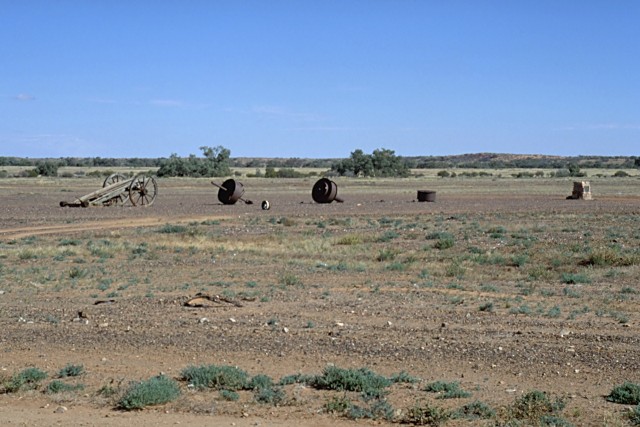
[[1, 176, 640, 426]]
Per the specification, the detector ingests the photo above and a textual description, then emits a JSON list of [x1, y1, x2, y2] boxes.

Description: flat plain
[[1, 175, 639, 426]]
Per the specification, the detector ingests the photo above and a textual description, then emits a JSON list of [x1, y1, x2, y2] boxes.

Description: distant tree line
[[1, 150, 638, 179], [231, 157, 333, 169], [331, 148, 410, 177], [0, 156, 162, 168], [155, 146, 231, 177]]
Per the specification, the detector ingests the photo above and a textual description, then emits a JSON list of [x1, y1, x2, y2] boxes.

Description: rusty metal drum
[[312, 178, 339, 203], [417, 190, 436, 202], [217, 179, 245, 205]]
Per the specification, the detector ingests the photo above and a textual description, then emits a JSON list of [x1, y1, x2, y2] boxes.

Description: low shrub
[[117, 375, 180, 410], [453, 400, 496, 420], [434, 236, 455, 250], [508, 390, 567, 422], [181, 364, 249, 390], [630, 404, 640, 425], [219, 389, 239, 401], [389, 370, 420, 384], [325, 395, 353, 414], [336, 234, 363, 245], [308, 366, 391, 395], [46, 380, 84, 394], [254, 385, 286, 405], [607, 382, 640, 405], [347, 399, 394, 421], [561, 273, 591, 284], [3, 367, 47, 393], [424, 380, 471, 399], [403, 401, 450, 425], [582, 248, 639, 267], [157, 224, 188, 234], [58, 364, 84, 378]]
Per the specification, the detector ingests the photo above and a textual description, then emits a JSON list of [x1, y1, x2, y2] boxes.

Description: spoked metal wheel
[[103, 173, 127, 187], [103, 173, 130, 206], [128, 174, 158, 206]]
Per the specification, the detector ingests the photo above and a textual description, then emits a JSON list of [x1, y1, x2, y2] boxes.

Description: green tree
[[157, 146, 231, 177], [567, 163, 586, 177], [199, 145, 231, 176], [350, 149, 374, 177], [332, 148, 407, 177], [34, 161, 59, 177], [371, 148, 409, 177]]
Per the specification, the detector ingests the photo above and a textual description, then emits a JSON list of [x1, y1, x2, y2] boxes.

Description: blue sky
[[1, 1, 638, 159]]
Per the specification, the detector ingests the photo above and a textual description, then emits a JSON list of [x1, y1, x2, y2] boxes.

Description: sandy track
[[0, 215, 230, 240]]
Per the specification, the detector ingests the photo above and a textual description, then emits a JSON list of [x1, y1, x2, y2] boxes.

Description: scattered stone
[[229, 318, 237, 323], [54, 406, 68, 414], [282, 327, 289, 333], [199, 317, 210, 324]]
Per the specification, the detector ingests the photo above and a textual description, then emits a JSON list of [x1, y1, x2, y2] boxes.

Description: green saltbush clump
[[607, 382, 640, 405], [424, 380, 471, 399], [506, 390, 569, 424], [453, 400, 496, 420], [403, 401, 450, 425], [248, 374, 286, 405], [46, 380, 84, 394], [181, 364, 249, 390], [3, 367, 48, 393], [308, 366, 391, 395], [117, 375, 180, 410], [58, 364, 84, 378]]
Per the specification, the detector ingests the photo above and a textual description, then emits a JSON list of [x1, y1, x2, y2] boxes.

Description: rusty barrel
[[217, 179, 245, 205], [417, 190, 436, 202], [312, 178, 339, 203]]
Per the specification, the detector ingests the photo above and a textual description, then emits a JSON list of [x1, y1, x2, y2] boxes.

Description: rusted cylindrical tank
[[417, 190, 436, 202], [217, 179, 245, 205], [312, 178, 340, 203]]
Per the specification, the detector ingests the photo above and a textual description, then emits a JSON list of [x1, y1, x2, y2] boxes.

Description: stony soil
[[1, 176, 639, 426]]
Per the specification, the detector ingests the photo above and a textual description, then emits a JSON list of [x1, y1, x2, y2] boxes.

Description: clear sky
[[1, 1, 638, 159]]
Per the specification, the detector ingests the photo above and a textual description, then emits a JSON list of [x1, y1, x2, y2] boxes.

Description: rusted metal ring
[[217, 179, 245, 205], [312, 178, 339, 203]]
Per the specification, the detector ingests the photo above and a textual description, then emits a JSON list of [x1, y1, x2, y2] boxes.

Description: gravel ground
[[1, 176, 639, 426]]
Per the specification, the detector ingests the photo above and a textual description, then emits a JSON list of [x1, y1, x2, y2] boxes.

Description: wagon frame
[[60, 173, 158, 207]]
